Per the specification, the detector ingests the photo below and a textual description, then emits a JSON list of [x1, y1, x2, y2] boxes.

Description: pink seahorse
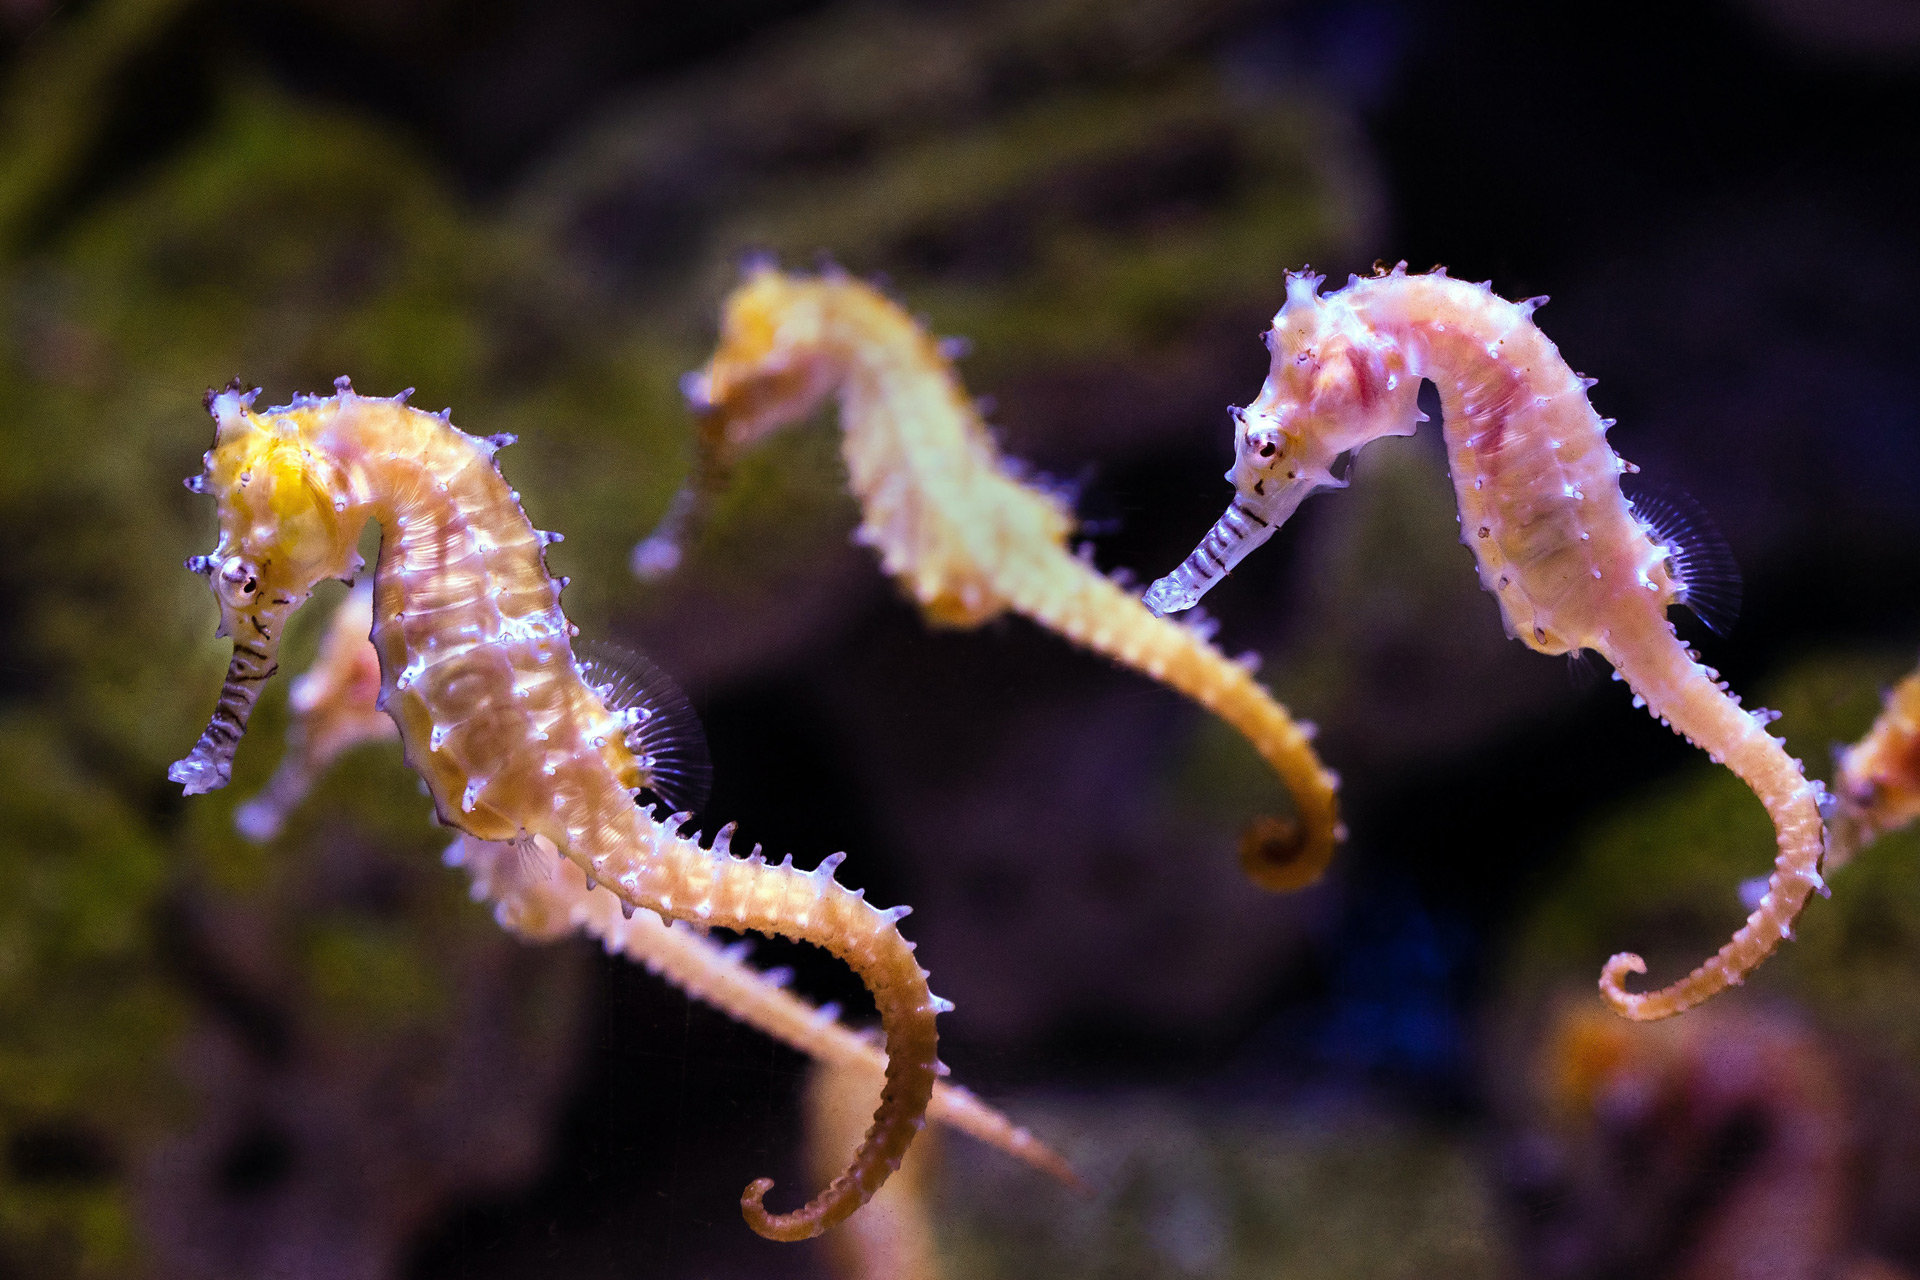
[[1144, 266, 1829, 1022]]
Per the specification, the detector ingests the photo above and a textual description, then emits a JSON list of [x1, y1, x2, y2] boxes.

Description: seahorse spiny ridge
[[1145, 266, 1830, 1021], [171, 379, 943, 1239], [638, 265, 1343, 891]]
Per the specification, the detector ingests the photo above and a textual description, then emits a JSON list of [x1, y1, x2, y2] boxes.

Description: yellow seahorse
[[1830, 661, 1920, 869], [235, 584, 1075, 1187], [1144, 265, 1829, 1022], [634, 265, 1342, 891], [171, 379, 943, 1240]]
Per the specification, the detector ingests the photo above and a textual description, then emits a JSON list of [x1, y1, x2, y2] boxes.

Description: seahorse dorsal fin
[[574, 639, 713, 815], [1628, 484, 1742, 637]]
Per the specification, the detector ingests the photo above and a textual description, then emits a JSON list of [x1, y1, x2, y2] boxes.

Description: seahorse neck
[[824, 288, 998, 512], [1344, 274, 1546, 414], [309, 398, 591, 842], [317, 402, 559, 659]]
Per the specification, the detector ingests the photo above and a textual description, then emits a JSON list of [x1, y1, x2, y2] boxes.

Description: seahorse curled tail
[[1594, 611, 1829, 1020], [570, 815, 944, 1238]]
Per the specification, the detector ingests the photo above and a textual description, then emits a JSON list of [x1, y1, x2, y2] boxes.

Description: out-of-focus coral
[[1503, 999, 1857, 1280], [139, 783, 588, 1280], [1832, 659, 1920, 867], [938, 1095, 1504, 1279], [0, 724, 178, 1277]]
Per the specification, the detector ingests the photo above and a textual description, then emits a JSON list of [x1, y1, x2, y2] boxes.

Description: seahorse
[[233, 586, 1074, 1186], [170, 379, 944, 1240], [1830, 661, 1920, 870], [1143, 265, 1829, 1022], [633, 265, 1343, 891]]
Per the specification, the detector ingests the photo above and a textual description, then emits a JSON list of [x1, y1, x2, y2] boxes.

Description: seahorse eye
[[1258, 441, 1277, 458], [217, 555, 260, 605]]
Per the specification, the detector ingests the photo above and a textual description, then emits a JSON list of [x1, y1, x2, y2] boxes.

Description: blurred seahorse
[[1829, 662, 1920, 870], [235, 585, 1074, 1187], [1143, 265, 1828, 1022], [170, 379, 945, 1240], [634, 265, 1342, 891]]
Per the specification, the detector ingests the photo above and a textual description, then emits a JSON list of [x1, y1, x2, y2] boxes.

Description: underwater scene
[[3, 0, 1919, 1276]]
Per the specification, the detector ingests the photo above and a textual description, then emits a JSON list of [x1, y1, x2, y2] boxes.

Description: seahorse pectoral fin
[[170, 634, 283, 794]]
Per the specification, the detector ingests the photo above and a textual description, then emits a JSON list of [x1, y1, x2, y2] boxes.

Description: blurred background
[[3, 0, 1920, 1276]]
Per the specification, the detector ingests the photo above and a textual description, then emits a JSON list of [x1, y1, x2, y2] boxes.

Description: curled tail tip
[[741, 1177, 835, 1242], [1237, 815, 1337, 893], [1598, 952, 1677, 1022]]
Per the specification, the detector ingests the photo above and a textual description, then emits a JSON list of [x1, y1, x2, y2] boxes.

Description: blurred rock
[[939, 1093, 1504, 1279]]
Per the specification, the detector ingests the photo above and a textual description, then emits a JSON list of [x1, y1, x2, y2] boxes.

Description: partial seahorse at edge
[[170, 379, 943, 1239], [1143, 265, 1830, 1023], [633, 264, 1343, 892], [1829, 660, 1920, 871], [233, 585, 1075, 1186]]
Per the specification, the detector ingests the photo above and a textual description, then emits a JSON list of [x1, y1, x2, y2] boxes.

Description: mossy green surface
[[940, 1098, 1503, 1280], [0, 47, 659, 1275]]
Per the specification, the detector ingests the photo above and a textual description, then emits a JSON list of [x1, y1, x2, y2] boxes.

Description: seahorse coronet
[[172, 384, 946, 1238], [1147, 268, 1829, 1021]]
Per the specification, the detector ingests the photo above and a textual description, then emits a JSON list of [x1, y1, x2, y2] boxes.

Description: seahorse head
[[1230, 272, 1421, 522], [1144, 271, 1420, 616], [170, 382, 362, 794], [681, 263, 841, 446]]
